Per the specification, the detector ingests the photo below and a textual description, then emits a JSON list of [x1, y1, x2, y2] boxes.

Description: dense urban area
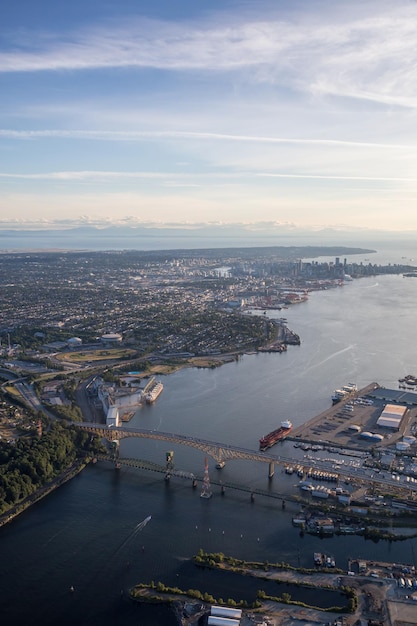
[[1, 245, 417, 626], [0, 245, 408, 355]]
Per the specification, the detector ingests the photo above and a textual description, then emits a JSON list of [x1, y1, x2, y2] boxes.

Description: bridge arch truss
[[79, 423, 279, 468]]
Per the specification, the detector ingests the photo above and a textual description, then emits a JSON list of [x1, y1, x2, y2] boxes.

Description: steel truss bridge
[[78, 423, 417, 498], [79, 422, 292, 478], [93, 454, 292, 503]]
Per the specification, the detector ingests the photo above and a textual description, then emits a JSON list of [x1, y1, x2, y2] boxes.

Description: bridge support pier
[[165, 451, 174, 481], [268, 461, 275, 479]]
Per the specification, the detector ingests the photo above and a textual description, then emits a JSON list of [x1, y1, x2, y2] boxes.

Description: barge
[[259, 420, 292, 451]]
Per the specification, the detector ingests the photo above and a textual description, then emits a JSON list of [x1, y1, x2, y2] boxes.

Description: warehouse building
[[376, 404, 407, 429], [207, 605, 242, 625], [106, 405, 120, 428]]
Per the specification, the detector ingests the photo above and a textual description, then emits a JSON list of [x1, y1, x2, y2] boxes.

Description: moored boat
[[144, 381, 164, 403], [259, 420, 293, 451], [314, 552, 336, 567], [332, 383, 357, 404]]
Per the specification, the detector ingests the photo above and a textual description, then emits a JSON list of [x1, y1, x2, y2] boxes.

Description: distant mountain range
[[0, 222, 412, 253]]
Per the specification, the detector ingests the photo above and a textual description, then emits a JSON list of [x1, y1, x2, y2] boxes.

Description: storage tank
[[396, 441, 410, 452], [67, 336, 82, 347], [370, 434, 384, 442]]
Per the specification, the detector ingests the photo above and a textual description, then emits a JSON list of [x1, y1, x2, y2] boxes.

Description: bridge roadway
[[79, 422, 417, 495]]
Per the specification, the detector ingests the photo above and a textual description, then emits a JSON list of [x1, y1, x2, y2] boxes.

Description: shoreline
[[0, 339, 285, 531], [130, 552, 415, 625], [0, 458, 89, 529]]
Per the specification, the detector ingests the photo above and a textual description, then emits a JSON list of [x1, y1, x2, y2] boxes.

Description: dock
[[289, 382, 417, 451]]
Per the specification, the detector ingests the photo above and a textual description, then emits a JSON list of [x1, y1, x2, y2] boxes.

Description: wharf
[[288, 382, 417, 451]]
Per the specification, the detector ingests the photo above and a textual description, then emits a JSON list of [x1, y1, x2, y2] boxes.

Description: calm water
[[1, 273, 417, 625]]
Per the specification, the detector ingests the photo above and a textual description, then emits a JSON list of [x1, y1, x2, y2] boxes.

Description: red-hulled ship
[[259, 420, 293, 451]]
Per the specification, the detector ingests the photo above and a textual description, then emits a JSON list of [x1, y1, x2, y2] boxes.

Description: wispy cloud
[[258, 173, 417, 183], [1, 5, 417, 107], [1, 2, 417, 231], [0, 128, 414, 150], [1, 169, 416, 184], [0, 170, 172, 180]]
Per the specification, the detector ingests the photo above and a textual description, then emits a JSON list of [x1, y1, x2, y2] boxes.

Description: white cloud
[[1, 1, 417, 231], [0, 128, 415, 150], [1, 4, 417, 108], [1, 169, 417, 185]]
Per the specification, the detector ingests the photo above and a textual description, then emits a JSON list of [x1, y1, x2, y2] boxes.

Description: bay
[[1, 273, 417, 625]]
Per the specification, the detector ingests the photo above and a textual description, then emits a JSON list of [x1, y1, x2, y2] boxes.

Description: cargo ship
[[144, 380, 164, 404], [259, 420, 292, 451]]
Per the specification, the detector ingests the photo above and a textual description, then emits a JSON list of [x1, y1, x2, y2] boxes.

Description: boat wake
[[42, 522, 74, 548], [304, 345, 353, 373], [134, 515, 152, 533], [112, 515, 152, 559]]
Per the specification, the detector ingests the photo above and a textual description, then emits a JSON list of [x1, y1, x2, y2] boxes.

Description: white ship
[[144, 381, 164, 403], [332, 382, 357, 403]]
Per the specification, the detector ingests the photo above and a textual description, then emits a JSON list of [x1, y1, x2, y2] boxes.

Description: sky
[[1, 0, 417, 233]]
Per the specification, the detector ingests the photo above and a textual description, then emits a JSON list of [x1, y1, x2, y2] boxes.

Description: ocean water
[[0, 225, 416, 260], [0, 272, 417, 624]]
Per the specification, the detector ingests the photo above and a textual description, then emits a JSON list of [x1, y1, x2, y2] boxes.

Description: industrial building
[[95, 377, 142, 417], [207, 615, 240, 626], [106, 405, 120, 428], [207, 606, 242, 625], [377, 404, 407, 429]]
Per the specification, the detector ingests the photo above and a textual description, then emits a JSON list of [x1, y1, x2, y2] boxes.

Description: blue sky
[[1, 0, 417, 232]]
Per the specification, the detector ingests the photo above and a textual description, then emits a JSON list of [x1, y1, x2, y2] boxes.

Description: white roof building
[[101, 333, 123, 343], [376, 404, 407, 429], [207, 617, 240, 626], [106, 405, 120, 428], [211, 606, 242, 619], [67, 336, 82, 346]]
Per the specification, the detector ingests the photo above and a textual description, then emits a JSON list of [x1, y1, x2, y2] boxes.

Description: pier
[[289, 381, 417, 451]]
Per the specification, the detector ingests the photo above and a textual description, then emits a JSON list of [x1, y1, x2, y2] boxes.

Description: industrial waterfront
[[1, 272, 417, 624]]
